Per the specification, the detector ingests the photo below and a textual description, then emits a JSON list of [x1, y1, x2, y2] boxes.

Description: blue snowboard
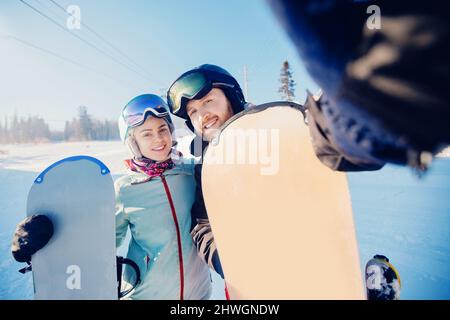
[[26, 156, 117, 299]]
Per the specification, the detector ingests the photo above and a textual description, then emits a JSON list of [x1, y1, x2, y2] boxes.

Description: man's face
[[186, 88, 234, 141]]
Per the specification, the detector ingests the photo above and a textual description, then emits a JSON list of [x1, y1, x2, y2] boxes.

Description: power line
[[33, 0, 146, 79], [1, 33, 140, 89], [18, 0, 153, 84], [32, 0, 130, 67], [49, 0, 152, 78], [33, 0, 68, 21]]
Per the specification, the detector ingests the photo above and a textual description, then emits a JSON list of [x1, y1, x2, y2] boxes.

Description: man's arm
[[190, 163, 225, 278], [269, 0, 450, 168], [306, 91, 385, 171]]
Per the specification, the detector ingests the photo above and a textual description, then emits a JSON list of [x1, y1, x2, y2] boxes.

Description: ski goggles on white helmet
[[167, 64, 242, 119], [118, 94, 172, 142]]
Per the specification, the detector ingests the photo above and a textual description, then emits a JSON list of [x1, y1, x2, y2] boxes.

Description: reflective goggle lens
[[122, 95, 169, 128], [168, 72, 208, 114]]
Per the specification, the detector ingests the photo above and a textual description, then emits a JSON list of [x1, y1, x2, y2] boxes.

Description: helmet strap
[[126, 135, 144, 161]]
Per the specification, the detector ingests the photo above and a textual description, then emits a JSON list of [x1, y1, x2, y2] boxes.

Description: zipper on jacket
[[161, 175, 184, 300]]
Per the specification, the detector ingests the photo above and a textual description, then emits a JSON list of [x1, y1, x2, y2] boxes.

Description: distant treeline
[[1, 60, 297, 144], [0, 106, 119, 144]]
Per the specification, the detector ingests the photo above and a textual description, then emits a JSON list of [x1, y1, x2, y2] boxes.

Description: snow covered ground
[[0, 141, 449, 299], [348, 157, 450, 300], [437, 147, 450, 158]]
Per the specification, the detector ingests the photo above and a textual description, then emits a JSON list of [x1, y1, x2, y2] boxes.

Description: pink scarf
[[124, 150, 182, 179]]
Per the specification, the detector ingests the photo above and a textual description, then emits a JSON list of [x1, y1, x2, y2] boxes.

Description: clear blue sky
[[0, 0, 318, 130]]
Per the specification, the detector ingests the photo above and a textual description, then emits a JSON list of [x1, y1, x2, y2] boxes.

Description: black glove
[[11, 214, 54, 264], [305, 91, 385, 172]]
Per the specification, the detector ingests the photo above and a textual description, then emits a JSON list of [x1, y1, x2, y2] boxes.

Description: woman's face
[[133, 116, 172, 162]]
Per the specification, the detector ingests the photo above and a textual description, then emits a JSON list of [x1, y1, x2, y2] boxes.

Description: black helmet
[[167, 64, 246, 120]]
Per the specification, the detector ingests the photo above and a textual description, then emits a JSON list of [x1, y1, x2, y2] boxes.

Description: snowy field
[[348, 158, 450, 300], [0, 141, 449, 299]]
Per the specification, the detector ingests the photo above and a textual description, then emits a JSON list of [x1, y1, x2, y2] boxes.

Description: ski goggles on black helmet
[[119, 94, 172, 142], [167, 64, 241, 119]]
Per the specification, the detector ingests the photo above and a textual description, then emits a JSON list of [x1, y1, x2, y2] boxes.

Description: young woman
[[114, 94, 211, 299]]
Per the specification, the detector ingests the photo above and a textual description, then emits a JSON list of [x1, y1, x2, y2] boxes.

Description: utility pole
[[243, 65, 249, 101]]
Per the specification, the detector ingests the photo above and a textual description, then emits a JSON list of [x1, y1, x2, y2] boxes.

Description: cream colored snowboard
[[202, 102, 364, 299]]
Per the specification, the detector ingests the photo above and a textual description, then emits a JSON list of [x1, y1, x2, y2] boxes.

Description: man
[[166, 63, 381, 279], [167, 64, 250, 278]]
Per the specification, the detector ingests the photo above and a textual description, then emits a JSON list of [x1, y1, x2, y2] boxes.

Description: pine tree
[[278, 60, 296, 101], [77, 106, 92, 141], [0, 120, 4, 144], [64, 120, 71, 141], [2, 116, 9, 143]]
